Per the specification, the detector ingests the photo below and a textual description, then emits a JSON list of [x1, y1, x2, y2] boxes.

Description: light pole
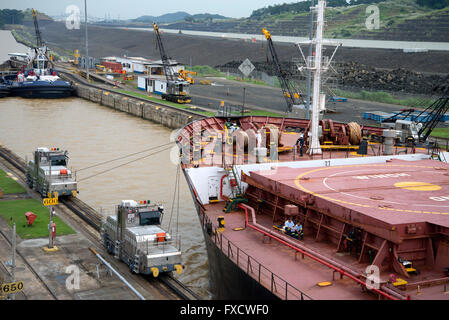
[[10, 222, 16, 300], [85, 0, 89, 80]]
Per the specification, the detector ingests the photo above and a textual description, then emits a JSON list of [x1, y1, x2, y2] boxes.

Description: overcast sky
[[0, 0, 300, 19]]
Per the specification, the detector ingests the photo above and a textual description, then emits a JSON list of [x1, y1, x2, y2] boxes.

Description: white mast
[[309, 0, 325, 155], [296, 0, 340, 156]]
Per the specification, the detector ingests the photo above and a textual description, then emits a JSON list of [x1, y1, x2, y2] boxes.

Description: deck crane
[[29, 8, 54, 71], [152, 23, 191, 104], [417, 86, 449, 143], [381, 86, 449, 144], [262, 28, 305, 113], [32, 9, 44, 48]]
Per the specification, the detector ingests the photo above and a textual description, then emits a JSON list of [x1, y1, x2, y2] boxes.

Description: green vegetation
[[334, 89, 434, 108], [430, 127, 449, 139], [0, 9, 24, 28], [244, 109, 284, 117], [226, 75, 268, 86], [185, 13, 229, 23], [0, 169, 26, 194], [417, 0, 449, 9], [11, 29, 34, 48], [250, 0, 384, 19], [116, 88, 284, 117], [115, 89, 215, 116], [0, 199, 75, 239], [190, 65, 224, 77], [190, 65, 279, 87], [246, 0, 446, 39]]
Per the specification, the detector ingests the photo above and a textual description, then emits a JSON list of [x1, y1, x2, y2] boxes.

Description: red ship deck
[[249, 159, 449, 230]]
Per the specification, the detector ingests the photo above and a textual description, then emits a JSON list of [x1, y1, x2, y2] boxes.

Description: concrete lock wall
[[74, 84, 202, 129]]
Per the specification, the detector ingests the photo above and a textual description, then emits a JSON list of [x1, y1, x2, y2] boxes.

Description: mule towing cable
[[76, 142, 175, 183]]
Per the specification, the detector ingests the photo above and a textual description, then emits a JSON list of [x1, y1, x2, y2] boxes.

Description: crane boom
[[152, 23, 191, 104], [262, 28, 304, 113], [417, 90, 449, 142], [32, 9, 43, 48], [153, 23, 174, 83]]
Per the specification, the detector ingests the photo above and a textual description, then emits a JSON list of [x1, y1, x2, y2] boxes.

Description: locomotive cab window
[[139, 210, 161, 226], [50, 155, 67, 166]]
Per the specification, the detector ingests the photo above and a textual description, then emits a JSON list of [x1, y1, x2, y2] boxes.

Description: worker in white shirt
[[293, 222, 304, 240], [283, 217, 294, 231]]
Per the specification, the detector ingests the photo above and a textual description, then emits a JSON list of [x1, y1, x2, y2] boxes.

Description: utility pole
[[305, 0, 315, 120], [85, 0, 89, 80], [48, 207, 55, 249]]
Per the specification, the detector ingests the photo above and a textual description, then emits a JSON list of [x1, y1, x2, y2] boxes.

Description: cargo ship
[[175, 1, 449, 300]]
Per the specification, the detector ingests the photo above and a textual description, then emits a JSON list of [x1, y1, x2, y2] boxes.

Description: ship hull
[[9, 81, 74, 99], [183, 170, 278, 300], [0, 86, 9, 98], [201, 225, 278, 300]]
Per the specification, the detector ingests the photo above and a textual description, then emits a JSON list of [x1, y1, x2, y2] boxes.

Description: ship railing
[[198, 206, 311, 300], [213, 230, 312, 300], [137, 235, 181, 255]]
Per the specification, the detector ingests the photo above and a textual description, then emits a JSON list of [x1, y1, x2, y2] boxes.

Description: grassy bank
[[115, 89, 215, 116], [334, 89, 434, 108], [0, 169, 26, 194], [0, 199, 75, 239], [189, 65, 280, 87], [116, 88, 284, 117], [430, 127, 449, 139]]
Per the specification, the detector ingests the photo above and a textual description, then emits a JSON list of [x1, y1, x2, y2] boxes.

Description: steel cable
[[75, 141, 174, 173], [77, 144, 173, 182]]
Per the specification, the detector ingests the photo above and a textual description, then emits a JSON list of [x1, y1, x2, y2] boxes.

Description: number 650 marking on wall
[[1, 281, 24, 295]]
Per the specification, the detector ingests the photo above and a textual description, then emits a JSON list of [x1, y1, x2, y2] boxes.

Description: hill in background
[[162, 0, 449, 42], [132, 11, 190, 24]]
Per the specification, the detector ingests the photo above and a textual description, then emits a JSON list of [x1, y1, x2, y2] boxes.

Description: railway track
[[0, 225, 58, 300], [0, 144, 200, 300]]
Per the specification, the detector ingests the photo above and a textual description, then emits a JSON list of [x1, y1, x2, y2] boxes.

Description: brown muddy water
[[0, 96, 211, 299]]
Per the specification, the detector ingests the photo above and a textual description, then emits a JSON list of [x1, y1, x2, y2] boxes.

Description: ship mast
[[309, 0, 325, 155], [297, 0, 340, 155]]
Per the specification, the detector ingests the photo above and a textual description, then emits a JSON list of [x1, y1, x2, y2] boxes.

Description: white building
[[137, 59, 185, 94]]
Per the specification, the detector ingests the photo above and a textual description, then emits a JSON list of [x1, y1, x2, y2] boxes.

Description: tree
[[0, 9, 25, 28]]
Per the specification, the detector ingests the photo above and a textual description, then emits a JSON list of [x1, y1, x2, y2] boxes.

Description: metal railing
[[47, 172, 75, 180], [199, 207, 312, 300], [136, 235, 181, 255]]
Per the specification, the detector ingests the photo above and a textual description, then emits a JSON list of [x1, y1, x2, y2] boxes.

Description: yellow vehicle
[[399, 257, 420, 275], [95, 64, 106, 73], [179, 70, 197, 84]]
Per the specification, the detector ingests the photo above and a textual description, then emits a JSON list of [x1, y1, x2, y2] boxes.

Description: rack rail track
[[0, 144, 200, 300]]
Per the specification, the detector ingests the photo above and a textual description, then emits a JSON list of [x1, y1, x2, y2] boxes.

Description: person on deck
[[295, 130, 305, 157], [283, 217, 294, 231]]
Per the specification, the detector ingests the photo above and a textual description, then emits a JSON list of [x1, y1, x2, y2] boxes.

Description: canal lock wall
[[74, 84, 204, 129]]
